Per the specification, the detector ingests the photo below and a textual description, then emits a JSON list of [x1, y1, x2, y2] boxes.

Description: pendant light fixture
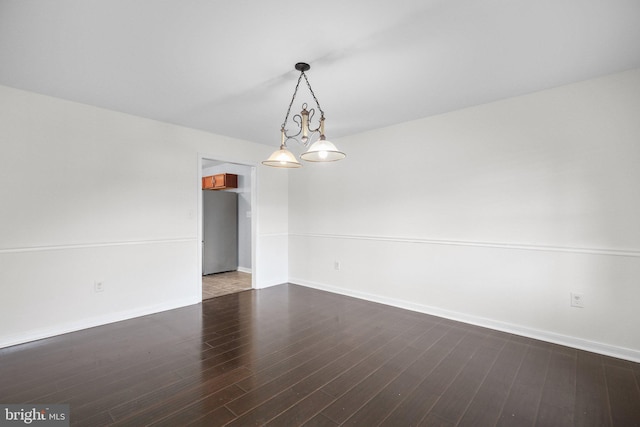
[[262, 62, 345, 168]]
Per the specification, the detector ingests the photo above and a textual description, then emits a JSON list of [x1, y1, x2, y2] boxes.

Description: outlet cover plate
[[94, 281, 105, 293], [570, 292, 584, 308]]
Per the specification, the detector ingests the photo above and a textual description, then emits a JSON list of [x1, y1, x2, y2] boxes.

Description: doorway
[[202, 271, 252, 299], [199, 157, 256, 300]]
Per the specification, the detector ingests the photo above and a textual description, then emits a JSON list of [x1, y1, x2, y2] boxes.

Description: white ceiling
[[1, 0, 639, 146]]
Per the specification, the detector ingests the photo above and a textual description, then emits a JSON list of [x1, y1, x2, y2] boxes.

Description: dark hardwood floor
[[1, 284, 639, 426]]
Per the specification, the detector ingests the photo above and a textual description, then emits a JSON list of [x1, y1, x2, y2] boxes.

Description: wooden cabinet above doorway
[[202, 173, 238, 190]]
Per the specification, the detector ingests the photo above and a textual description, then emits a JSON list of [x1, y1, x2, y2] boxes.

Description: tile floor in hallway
[[202, 270, 252, 300]]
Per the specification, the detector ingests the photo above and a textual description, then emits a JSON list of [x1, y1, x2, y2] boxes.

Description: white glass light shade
[[262, 147, 302, 168], [300, 139, 346, 162]]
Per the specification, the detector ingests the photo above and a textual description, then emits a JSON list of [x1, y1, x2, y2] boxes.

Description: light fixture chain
[[301, 72, 325, 117], [281, 73, 304, 130], [263, 62, 346, 167]]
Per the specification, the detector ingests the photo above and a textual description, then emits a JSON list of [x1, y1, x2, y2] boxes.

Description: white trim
[[289, 232, 640, 258], [256, 279, 286, 289], [237, 266, 252, 274], [0, 296, 200, 349], [0, 238, 197, 254], [250, 166, 258, 289], [197, 153, 258, 292], [291, 277, 640, 363], [260, 232, 289, 238]]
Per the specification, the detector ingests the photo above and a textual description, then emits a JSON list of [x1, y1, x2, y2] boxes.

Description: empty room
[[1, 1, 639, 426]]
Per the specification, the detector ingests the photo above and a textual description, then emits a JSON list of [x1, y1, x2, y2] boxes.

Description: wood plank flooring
[[1, 284, 639, 426]]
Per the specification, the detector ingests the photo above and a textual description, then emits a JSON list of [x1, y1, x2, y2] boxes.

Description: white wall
[[289, 68, 640, 362], [0, 85, 289, 348], [202, 162, 252, 272]]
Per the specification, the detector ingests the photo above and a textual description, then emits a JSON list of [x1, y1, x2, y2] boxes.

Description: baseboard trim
[[0, 296, 201, 350], [290, 278, 640, 363], [256, 279, 286, 289], [237, 266, 252, 274]]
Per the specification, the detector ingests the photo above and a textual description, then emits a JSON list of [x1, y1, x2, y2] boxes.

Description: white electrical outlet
[[334, 261, 341, 271], [570, 292, 584, 308], [94, 281, 105, 293]]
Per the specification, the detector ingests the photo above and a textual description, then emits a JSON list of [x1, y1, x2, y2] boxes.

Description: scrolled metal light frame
[[263, 62, 345, 168], [280, 62, 326, 146]]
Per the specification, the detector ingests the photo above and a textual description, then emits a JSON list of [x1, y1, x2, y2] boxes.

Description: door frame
[[197, 154, 258, 300]]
